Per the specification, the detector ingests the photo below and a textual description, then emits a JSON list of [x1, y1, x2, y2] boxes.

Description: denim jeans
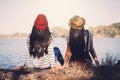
[[54, 47, 64, 65]]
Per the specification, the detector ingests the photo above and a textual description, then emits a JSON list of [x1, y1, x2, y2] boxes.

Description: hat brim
[[71, 26, 84, 30]]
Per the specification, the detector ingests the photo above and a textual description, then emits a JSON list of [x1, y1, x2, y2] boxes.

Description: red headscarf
[[34, 14, 48, 30]]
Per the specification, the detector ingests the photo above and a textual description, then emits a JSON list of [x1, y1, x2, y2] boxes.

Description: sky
[[0, 0, 120, 34]]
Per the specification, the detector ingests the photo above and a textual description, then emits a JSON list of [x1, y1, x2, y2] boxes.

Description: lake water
[[0, 38, 120, 69]]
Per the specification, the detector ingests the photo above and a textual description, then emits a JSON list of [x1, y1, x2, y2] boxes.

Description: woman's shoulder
[[84, 30, 92, 35], [48, 35, 54, 43], [26, 33, 31, 37], [84, 30, 93, 40]]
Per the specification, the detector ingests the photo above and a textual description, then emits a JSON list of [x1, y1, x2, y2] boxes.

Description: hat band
[[35, 24, 47, 30], [71, 26, 84, 30]]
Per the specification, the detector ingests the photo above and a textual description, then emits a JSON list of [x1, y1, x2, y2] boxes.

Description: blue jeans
[[54, 47, 64, 65]]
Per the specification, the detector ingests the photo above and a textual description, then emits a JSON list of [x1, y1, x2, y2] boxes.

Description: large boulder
[[0, 66, 93, 80]]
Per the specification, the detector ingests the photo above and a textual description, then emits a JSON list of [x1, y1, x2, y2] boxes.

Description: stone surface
[[0, 63, 120, 80], [0, 66, 93, 80]]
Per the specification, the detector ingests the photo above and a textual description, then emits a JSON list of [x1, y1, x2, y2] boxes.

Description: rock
[[0, 66, 93, 80], [1, 63, 120, 80]]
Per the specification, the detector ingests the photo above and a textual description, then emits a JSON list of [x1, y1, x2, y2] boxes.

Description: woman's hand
[[14, 66, 22, 70], [50, 65, 67, 72], [13, 64, 28, 70]]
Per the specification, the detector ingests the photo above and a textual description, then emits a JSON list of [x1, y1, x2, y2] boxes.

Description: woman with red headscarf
[[15, 14, 64, 70]]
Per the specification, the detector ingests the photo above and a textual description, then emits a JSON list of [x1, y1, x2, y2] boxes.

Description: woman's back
[[69, 29, 92, 63]]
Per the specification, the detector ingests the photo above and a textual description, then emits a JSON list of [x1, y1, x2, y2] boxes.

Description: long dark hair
[[69, 27, 85, 57], [29, 26, 51, 58]]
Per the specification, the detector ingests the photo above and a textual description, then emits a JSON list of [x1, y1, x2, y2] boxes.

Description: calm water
[[0, 38, 120, 69]]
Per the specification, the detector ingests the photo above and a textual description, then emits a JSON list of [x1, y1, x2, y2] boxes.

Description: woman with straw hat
[[62, 15, 100, 68]]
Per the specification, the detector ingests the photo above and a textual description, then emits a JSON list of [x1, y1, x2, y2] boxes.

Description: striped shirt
[[24, 34, 55, 69]]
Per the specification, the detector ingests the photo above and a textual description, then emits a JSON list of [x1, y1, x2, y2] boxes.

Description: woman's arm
[[89, 40, 100, 66], [48, 37, 56, 68], [24, 34, 31, 67], [20, 34, 32, 69], [14, 35, 30, 70], [63, 43, 71, 67]]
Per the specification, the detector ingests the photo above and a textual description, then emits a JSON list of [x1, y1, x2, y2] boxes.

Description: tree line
[[0, 32, 26, 38], [88, 22, 120, 38], [0, 22, 120, 38], [51, 22, 120, 38]]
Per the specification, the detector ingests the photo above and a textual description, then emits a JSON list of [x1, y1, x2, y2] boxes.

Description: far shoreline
[[0, 36, 120, 39]]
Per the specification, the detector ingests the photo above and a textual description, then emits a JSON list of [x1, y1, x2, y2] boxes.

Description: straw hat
[[68, 15, 85, 30]]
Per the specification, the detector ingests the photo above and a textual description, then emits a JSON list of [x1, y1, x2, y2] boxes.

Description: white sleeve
[[24, 34, 31, 65], [48, 37, 56, 67]]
